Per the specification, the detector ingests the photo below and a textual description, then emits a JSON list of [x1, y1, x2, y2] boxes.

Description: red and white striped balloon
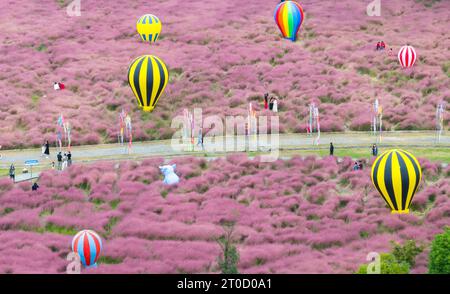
[[398, 45, 417, 68]]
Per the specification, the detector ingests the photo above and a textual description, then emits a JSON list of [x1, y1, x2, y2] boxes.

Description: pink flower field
[[0, 154, 448, 273], [0, 0, 449, 148]]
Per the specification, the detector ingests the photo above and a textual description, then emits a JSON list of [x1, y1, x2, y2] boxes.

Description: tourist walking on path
[[9, 164, 15, 182], [57, 152, 63, 170], [372, 144, 378, 156], [67, 151, 72, 166], [62, 153, 68, 170], [44, 140, 50, 158], [329, 142, 334, 156]]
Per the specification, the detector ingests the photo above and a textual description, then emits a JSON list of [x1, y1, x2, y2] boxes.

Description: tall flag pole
[[64, 121, 71, 151], [314, 105, 320, 146], [436, 103, 445, 143], [378, 104, 383, 142], [125, 113, 132, 153], [57, 113, 64, 152], [119, 109, 126, 145]]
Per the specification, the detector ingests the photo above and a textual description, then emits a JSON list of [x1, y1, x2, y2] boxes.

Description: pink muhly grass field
[[0, 154, 448, 273]]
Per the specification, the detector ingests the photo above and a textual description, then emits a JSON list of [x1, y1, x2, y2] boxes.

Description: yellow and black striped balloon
[[136, 14, 162, 43], [128, 55, 169, 112], [371, 149, 422, 214]]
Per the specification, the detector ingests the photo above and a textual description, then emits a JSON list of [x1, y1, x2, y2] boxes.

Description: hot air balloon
[[371, 149, 422, 214], [398, 45, 417, 68], [136, 14, 162, 43], [71, 229, 103, 268], [274, 1, 305, 42], [128, 55, 169, 112]]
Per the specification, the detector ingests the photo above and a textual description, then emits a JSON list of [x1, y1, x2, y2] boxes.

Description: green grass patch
[[43, 223, 78, 235], [109, 199, 120, 209], [39, 208, 53, 217], [442, 61, 450, 78], [76, 180, 91, 195], [1, 207, 14, 216], [356, 66, 377, 78], [98, 256, 124, 264], [36, 44, 47, 52], [103, 216, 120, 235], [0, 168, 9, 177], [91, 198, 105, 207]]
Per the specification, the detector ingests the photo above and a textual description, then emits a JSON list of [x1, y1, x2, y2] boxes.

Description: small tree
[[429, 227, 450, 274], [216, 221, 240, 274], [357, 253, 410, 274], [391, 240, 424, 267]]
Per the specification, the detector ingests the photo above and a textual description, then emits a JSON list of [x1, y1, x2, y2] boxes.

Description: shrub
[[391, 240, 424, 267], [428, 227, 450, 273], [356, 253, 410, 274], [217, 222, 240, 274]]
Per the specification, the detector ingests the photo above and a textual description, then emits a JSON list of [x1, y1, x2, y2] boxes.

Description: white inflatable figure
[[159, 164, 180, 185]]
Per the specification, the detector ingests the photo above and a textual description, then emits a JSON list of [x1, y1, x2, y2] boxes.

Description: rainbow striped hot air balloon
[[71, 230, 103, 268], [274, 1, 305, 42], [371, 149, 422, 214]]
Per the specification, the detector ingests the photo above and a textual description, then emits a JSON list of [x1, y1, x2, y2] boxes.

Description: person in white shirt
[[272, 98, 278, 112], [53, 82, 60, 90]]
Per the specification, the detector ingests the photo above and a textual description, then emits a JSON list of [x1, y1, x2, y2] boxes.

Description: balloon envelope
[[71, 230, 103, 268], [398, 45, 417, 68], [371, 149, 422, 214], [136, 14, 162, 43], [128, 55, 169, 112], [274, 1, 304, 42]]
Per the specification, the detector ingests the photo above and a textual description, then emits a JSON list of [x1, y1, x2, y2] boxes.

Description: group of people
[[53, 82, 65, 91], [376, 41, 386, 51], [263, 93, 278, 112], [353, 161, 364, 171], [56, 151, 72, 171]]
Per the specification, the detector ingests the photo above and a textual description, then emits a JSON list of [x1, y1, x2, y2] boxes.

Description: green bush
[[357, 253, 410, 274], [217, 222, 240, 274], [429, 227, 450, 273], [391, 240, 424, 267]]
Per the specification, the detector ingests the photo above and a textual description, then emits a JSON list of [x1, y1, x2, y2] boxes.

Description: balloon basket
[[84, 263, 98, 269], [391, 209, 409, 214]]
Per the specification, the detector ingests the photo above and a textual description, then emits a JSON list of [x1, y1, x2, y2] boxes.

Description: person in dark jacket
[[57, 152, 63, 170], [329, 142, 334, 156], [372, 144, 378, 156], [9, 164, 15, 182], [44, 140, 50, 158], [32, 182, 39, 191], [67, 151, 72, 166], [358, 161, 363, 170]]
